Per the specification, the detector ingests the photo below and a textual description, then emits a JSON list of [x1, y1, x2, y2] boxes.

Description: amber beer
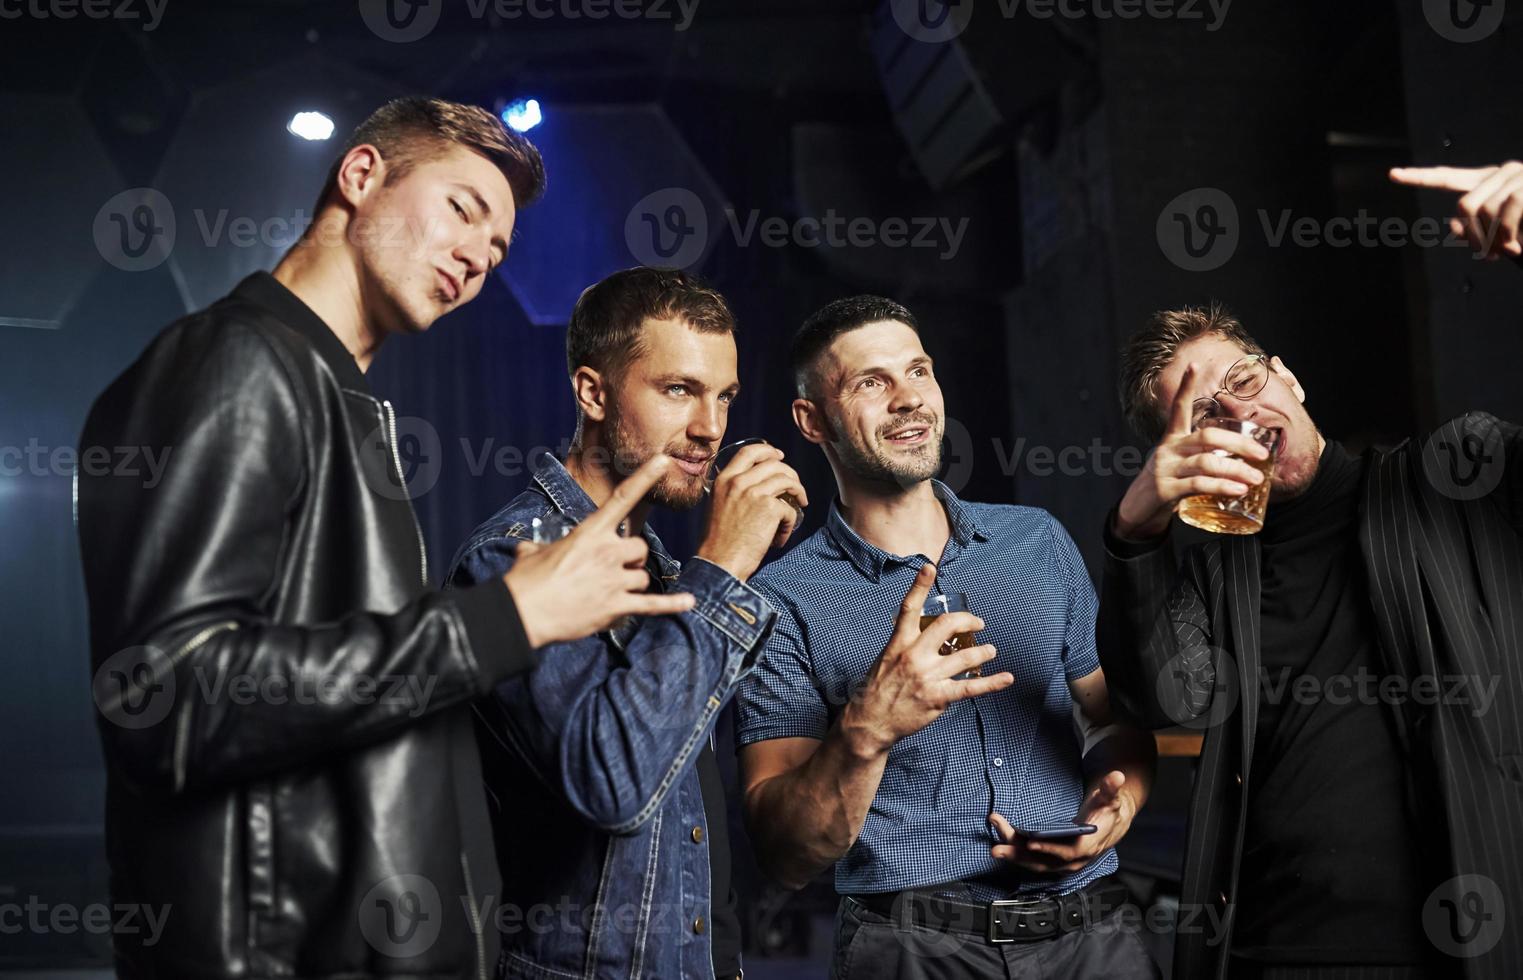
[[1177, 417, 1279, 535], [921, 592, 979, 679]]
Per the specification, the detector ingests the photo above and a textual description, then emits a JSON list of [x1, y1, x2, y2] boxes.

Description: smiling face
[[804, 320, 946, 490], [347, 143, 517, 337], [596, 316, 740, 511], [1155, 334, 1324, 499]]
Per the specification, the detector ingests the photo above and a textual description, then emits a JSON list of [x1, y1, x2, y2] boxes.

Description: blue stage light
[[502, 98, 543, 133]]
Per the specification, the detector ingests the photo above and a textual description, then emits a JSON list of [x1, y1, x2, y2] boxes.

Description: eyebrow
[[844, 355, 932, 384], [453, 182, 509, 265], [661, 375, 741, 396]]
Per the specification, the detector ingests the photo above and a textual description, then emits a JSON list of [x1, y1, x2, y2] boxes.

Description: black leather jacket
[[77, 272, 535, 979]]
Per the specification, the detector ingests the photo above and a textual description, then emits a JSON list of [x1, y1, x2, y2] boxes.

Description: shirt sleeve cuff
[[681, 557, 778, 652], [449, 575, 538, 688]]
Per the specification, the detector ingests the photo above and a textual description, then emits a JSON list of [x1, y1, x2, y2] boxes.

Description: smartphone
[[1015, 823, 1097, 840]]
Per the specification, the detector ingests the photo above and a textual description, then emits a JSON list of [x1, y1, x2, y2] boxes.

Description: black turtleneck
[[1232, 441, 1427, 965]]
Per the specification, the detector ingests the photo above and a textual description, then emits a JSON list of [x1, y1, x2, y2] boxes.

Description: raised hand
[[505, 456, 697, 648], [695, 442, 809, 582], [840, 563, 1014, 758], [1390, 161, 1523, 259], [1114, 363, 1271, 541]]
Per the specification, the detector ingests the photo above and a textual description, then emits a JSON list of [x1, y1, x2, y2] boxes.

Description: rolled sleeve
[[1049, 515, 1102, 682], [735, 582, 830, 745]]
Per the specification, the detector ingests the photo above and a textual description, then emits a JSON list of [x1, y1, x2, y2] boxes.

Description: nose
[[1218, 395, 1257, 422], [454, 235, 491, 281], [887, 381, 924, 415], [689, 398, 724, 444]]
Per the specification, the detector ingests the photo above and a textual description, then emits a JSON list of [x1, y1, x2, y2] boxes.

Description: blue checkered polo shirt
[[735, 480, 1117, 899]]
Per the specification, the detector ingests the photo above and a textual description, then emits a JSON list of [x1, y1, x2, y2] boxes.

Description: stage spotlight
[[287, 111, 335, 141], [502, 98, 542, 133]]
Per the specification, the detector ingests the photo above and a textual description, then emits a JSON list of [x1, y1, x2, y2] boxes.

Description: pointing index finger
[[894, 563, 938, 637], [1166, 363, 1199, 437], [1389, 165, 1493, 193], [584, 455, 668, 533]]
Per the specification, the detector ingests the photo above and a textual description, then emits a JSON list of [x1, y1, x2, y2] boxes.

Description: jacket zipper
[[461, 851, 488, 980], [382, 399, 430, 587], [170, 620, 241, 790]]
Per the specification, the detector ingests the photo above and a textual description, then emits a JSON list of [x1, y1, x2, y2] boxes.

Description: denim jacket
[[446, 454, 775, 980]]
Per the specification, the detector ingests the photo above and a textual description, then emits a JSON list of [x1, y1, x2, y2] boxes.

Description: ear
[[792, 397, 831, 446], [335, 144, 385, 209], [571, 366, 608, 423], [1269, 356, 1307, 404]]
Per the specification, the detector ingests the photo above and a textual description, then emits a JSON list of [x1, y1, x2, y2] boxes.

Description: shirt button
[[992, 757, 1004, 767], [691, 826, 705, 844], [693, 915, 706, 935]]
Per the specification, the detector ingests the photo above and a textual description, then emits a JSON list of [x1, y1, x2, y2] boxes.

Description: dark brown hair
[[790, 295, 921, 398], [566, 267, 736, 381], [315, 96, 546, 212], [1118, 303, 1267, 443]]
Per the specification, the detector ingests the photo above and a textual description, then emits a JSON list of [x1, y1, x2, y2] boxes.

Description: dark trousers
[[831, 894, 1161, 980]]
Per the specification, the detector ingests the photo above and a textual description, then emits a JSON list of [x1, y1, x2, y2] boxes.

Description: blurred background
[[3, 0, 1522, 976]]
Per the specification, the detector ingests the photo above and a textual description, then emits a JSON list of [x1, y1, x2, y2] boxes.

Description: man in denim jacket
[[447, 267, 808, 979]]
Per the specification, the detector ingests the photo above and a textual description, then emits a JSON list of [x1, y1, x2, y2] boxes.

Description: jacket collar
[[530, 453, 680, 579], [231, 272, 370, 393], [823, 479, 989, 582]]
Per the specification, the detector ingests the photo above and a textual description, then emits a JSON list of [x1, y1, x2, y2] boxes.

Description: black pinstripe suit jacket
[[1099, 412, 1523, 980]]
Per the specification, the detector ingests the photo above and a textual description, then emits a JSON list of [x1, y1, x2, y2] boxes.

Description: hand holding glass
[[704, 437, 806, 523], [1175, 417, 1279, 534], [921, 592, 980, 679]]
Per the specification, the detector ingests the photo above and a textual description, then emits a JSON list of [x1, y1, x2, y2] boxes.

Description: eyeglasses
[[1191, 354, 1271, 428]]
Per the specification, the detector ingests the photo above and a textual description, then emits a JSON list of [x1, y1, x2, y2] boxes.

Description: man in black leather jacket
[[76, 97, 696, 980]]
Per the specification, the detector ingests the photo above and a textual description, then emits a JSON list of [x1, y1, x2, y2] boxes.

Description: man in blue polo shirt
[[737, 296, 1159, 978]]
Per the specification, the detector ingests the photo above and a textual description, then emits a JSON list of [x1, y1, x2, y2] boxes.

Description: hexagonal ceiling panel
[[153, 52, 405, 313], [0, 94, 123, 330], [500, 103, 729, 326]]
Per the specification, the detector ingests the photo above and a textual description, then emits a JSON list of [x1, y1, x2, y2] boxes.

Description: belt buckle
[[986, 896, 1049, 944]]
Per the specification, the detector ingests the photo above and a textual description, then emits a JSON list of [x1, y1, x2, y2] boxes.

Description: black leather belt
[[848, 875, 1133, 944]]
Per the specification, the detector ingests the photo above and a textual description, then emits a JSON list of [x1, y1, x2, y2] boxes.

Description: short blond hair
[[314, 96, 545, 212], [1118, 303, 1267, 443]]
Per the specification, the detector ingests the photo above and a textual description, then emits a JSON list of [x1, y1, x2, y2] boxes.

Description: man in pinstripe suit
[[1099, 162, 1523, 980]]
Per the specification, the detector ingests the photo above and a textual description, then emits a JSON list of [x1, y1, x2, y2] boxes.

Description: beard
[[829, 410, 944, 490], [603, 402, 709, 512]]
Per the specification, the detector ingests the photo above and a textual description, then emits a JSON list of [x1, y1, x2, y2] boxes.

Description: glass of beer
[[704, 437, 805, 523], [1176, 418, 1280, 535], [921, 592, 980, 679]]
